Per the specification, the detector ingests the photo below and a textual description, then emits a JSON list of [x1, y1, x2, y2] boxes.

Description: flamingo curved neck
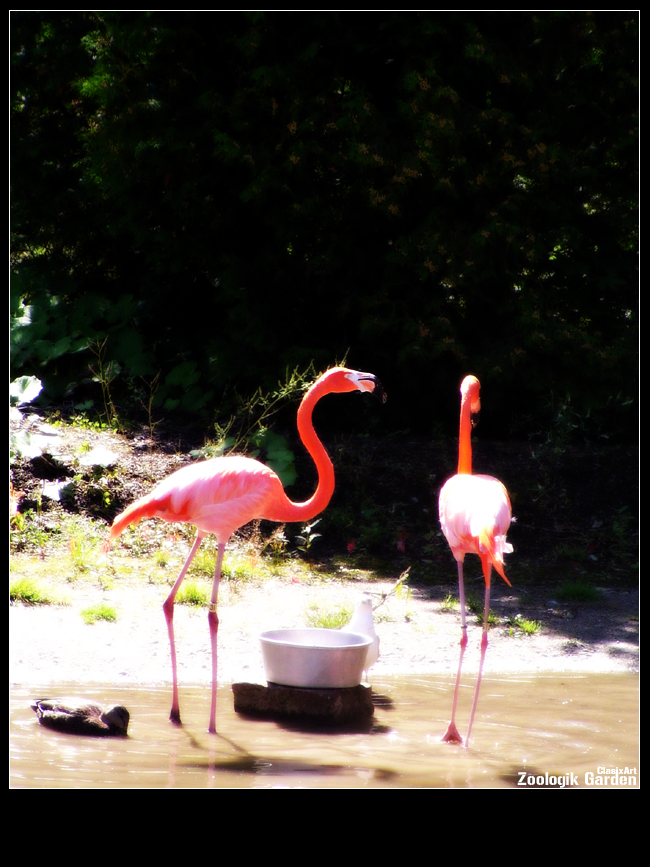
[[266, 377, 335, 523], [458, 392, 473, 475]]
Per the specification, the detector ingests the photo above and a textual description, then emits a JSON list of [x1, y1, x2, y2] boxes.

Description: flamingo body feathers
[[439, 473, 512, 586], [109, 456, 286, 542]]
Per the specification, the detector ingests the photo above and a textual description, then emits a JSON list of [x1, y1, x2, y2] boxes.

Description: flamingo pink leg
[[107, 368, 385, 733], [442, 559, 467, 744], [465, 572, 491, 749], [163, 533, 204, 724], [207, 541, 226, 733]]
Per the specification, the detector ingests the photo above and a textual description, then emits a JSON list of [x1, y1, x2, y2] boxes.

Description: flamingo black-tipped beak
[[363, 375, 387, 404]]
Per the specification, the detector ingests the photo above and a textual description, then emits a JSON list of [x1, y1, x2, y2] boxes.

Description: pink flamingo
[[438, 375, 513, 748], [108, 368, 385, 732]]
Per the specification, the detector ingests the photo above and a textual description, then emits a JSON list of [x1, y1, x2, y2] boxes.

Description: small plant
[[140, 371, 164, 446], [155, 550, 171, 568], [556, 581, 602, 602], [10, 576, 64, 606], [69, 412, 110, 432], [191, 364, 325, 486], [466, 593, 499, 626], [188, 547, 219, 578], [176, 581, 209, 606], [221, 559, 251, 582], [305, 602, 353, 629], [81, 603, 117, 624], [10, 504, 51, 557], [505, 614, 542, 635], [261, 524, 289, 567], [88, 337, 121, 430], [295, 519, 322, 558], [68, 529, 97, 574], [441, 592, 458, 611], [224, 363, 319, 451]]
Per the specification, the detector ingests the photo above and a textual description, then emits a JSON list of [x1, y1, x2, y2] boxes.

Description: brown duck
[[31, 698, 130, 736]]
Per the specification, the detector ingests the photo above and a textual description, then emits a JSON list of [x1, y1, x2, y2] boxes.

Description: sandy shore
[[10, 574, 639, 688]]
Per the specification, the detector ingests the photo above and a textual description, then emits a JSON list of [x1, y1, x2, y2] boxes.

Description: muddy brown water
[[10, 673, 638, 788], [10, 575, 639, 788]]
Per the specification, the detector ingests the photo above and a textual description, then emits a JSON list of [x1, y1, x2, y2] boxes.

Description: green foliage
[[10, 576, 63, 606], [187, 549, 218, 579], [505, 614, 542, 635], [261, 525, 289, 567], [190, 365, 316, 486], [10, 508, 51, 554], [441, 592, 458, 612], [295, 519, 322, 557], [11, 11, 638, 436], [10, 375, 46, 461], [466, 593, 499, 626], [81, 603, 118, 624], [305, 602, 354, 629], [10, 375, 42, 408], [248, 430, 298, 488], [556, 582, 603, 602], [175, 581, 210, 606]]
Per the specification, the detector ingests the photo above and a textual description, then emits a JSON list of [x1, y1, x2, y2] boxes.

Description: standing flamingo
[[107, 368, 385, 733], [438, 375, 513, 748]]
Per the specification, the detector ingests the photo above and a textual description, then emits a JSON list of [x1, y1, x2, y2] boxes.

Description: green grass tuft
[[505, 613, 542, 635], [304, 602, 353, 629], [176, 581, 210, 606], [10, 576, 65, 606], [81, 603, 118, 624], [556, 582, 602, 602], [466, 593, 499, 626]]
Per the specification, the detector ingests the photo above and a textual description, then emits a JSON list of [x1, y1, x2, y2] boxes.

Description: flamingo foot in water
[[442, 721, 463, 744]]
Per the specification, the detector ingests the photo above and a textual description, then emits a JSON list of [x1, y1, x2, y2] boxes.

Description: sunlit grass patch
[[67, 525, 103, 575], [154, 549, 172, 568], [441, 592, 458, 611], [175, 581, 210, 606], [187, 544, 218, 578], [505, 613, 542, 635], [10, 576, 68, 606], [81, 602, 118, 624], [304, 602, 353, 629]]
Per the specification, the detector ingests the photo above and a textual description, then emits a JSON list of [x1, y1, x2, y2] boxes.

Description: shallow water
[[10, 673, 638, 788]]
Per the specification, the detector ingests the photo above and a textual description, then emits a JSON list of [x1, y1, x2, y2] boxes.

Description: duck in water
[[31, 698, 130, 736]]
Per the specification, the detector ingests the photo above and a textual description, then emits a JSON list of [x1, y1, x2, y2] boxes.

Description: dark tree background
[[11, 11, 638, 439]]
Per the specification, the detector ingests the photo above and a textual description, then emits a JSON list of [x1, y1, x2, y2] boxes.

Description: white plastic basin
[[260, 628, 372, 688]]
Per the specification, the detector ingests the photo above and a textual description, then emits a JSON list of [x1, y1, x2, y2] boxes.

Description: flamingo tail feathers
[[108, 493, 168, 541], [479, 530, 513, 587]]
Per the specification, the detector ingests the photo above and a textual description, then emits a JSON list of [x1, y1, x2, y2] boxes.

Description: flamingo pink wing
[[110, 456, 286, 542], [439, 473, 511, 564]]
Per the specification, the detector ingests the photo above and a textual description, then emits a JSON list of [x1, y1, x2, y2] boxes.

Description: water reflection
[[10, 673, 638, 788]]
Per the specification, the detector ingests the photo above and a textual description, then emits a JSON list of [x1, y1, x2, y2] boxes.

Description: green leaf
[[10, 376, 43, 406]]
